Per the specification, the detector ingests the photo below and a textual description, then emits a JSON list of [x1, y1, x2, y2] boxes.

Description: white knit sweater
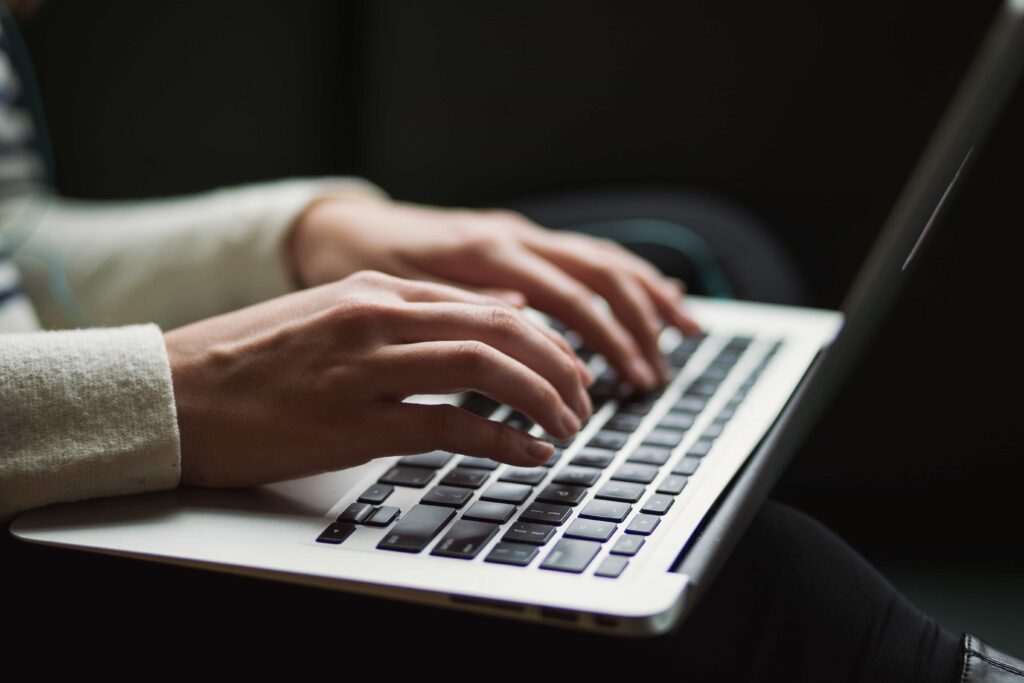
[[0, 176, 384, 522]]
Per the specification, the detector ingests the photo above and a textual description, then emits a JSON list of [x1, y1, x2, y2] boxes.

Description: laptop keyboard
[[317, 331, 782, 579]]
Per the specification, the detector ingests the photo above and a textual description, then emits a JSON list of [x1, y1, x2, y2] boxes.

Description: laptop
[[10, 0, 1024, 637]]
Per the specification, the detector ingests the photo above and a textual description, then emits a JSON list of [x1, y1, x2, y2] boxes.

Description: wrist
[[284, 196, 335, 289]]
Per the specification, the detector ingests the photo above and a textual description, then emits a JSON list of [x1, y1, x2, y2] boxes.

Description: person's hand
[[165, 270, 593, 488], [287, 199, 701, 390]]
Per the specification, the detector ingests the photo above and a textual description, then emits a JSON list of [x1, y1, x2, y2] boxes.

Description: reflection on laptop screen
[[902, 147, 974, 271]]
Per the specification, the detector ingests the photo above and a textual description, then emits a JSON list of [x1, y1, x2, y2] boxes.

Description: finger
[[370, 402, 556, 466], [473, 249, 657, 389], [368, 341, 583, 440], [395, 264, 589, 383], [599, 248, 702, 335], [569, 233, 704, 335], [389, 303, 591, 418], [526, 315, 595, 387], [638, 277, 703, 336], [522, 244, 669, 383]]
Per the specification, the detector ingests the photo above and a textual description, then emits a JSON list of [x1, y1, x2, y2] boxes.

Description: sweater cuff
[[0, 324, 180, 522], [233, 176, 389, 302]]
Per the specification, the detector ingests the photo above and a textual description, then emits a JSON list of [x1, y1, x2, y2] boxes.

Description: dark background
[[5, 0, 1022, 657]]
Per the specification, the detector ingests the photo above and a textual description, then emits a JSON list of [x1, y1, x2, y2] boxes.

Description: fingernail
[[560, 406, 582, 436], [576, 358, 595, 385], [632, 358, 657, 389], [577, 386, 593, 419], [527, 439, 555, 463], [655, 355, 672, 383]]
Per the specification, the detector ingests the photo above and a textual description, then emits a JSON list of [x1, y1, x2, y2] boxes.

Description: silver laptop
[[11, 0, 1024, 637]]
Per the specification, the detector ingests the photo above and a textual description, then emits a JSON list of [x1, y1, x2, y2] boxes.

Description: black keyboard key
[[702, 423, 725, 440], [441, 467, 492, 489], [379, 466, 436, 488], [626, 514, 661, 535], [571, 448, 615, 469], [673, 457, 701, 476], [688, 439, 714, 458], [463, 501, 517, 524], [398, 450, 454, 469], [540, 449, 563, 468], [717, 406, 736, 421], [643, 428, 685, 448], [542, 433, 575, 449], [658, 412, 696, 431], [564, 519, 617, 542], [540, 539, 601, 573], [641, 494, 675, 515], [617, 398, 658, 415], [612, 463, 660, 484], [364, 505, 401, 527], [421, 485, 474, 508], [588, 430, 630, 451], [337, 502, 374, 524], [431, 520, 499, 559], [726, 335, 753, 351], [481, 482, 533, 505], [358, 483, 394, 505], [504, 411, 534, 431], [519, 502, 573, 526], [459, 457, 501, 470], [553, 466, 601, 487], [594, 556, 629, 578], [715, 351, 742, 366], [461, 392, 500, 417], [657, 474, 688, 495], [702, 362, 731, 380], [595, 481, 645, 503], [686, 380, 720, 398], [580, 499, 632, 523], [610, 535, 645, 556], [536, 483, 588, 506], [377, 504, 455, 552], [605, 413, 644, 432], [499, 467, 548, 485], [673, 396, 707, 413], [485, 542, 539, 567], [503, 521, 557, 545], [628, 446, 673, 466], [316, 522, 356, 544]]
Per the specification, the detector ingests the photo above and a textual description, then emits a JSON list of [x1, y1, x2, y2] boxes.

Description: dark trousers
[[1, 501, 961, 680]]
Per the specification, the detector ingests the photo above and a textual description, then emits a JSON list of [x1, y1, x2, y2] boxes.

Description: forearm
[[0, 325, 180, 523], [11, 177, 385, 329]]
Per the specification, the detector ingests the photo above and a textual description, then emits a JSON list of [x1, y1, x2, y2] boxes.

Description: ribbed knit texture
[[0, 325, 179, 521]]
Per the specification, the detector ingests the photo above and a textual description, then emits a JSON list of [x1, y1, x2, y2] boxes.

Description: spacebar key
[[377, 504, 455, 553]]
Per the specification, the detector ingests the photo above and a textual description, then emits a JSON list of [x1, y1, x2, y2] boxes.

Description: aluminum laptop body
[[10, 1, 1024, 638]]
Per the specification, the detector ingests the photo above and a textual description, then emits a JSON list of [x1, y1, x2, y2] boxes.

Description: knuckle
[[452, 340, 493, 373], [459, 232, 506, 257], [327, 297, 400, 338], [344, 269, 393, 288], [485, 306, 520, 339]]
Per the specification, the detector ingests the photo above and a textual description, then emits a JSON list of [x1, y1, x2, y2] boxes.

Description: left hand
[[286, 198, 701, 389]]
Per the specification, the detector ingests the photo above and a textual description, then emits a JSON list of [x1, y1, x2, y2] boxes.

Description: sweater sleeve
[[0, 324, 180, 523], [1, 176, 387, 523], [11, 176, 387, 330]]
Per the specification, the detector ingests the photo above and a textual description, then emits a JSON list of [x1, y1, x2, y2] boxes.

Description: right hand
[[164, 270, 593, 488]]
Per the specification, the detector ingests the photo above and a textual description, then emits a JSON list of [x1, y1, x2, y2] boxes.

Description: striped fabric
[[0, 14, 45, 332]]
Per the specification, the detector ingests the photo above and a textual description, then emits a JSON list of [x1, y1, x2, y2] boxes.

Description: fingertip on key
[[527, 439, 555, 463]]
